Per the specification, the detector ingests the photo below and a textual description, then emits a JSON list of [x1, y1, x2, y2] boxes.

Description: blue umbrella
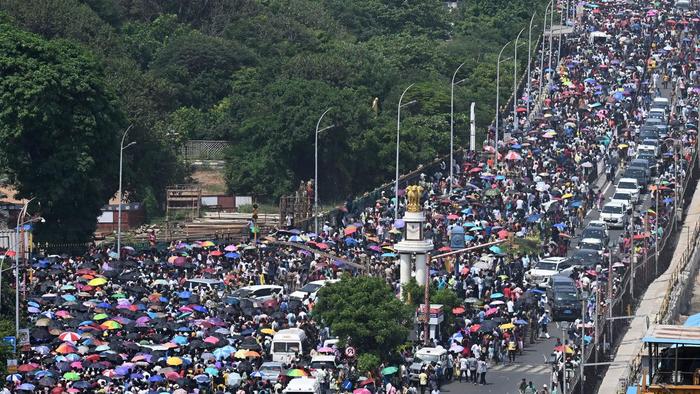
[[464, 235, 474, 242], [570, 201, 582, 208], [97, 302, 111, 309], [289, 235, 302, 242], [149, 375, 163, 382], [61, 294, 76, 302], [225, 252, 240, 259], [177, 291, 191, 299], [192, 305, 207, 313], [489, 246, 503, 254], [663, 197, 673, 203], [17, 383, 35, 391], [345, 238, 358, 246], [251, 371, 265, 378], [527, 288, 545, 294], [515, 319, 528, 325], [490, 293, 504, 299], [381, 252, 397, 258], [394, 219, 405, 229], [526, 214, 541, 223], [553, 223, 567, 230], [172, 335, 189, 345]]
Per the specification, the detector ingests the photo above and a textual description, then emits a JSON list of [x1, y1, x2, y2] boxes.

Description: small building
[[96, 202, 144, 233]]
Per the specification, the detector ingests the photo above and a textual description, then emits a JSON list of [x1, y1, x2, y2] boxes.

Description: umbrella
[[449, 344, 464, 353], [554, 345, 574, 354], [287, 369, 308, 377], [87, 277, 107, 287], [167, 357, 183, 366], [17, 383, 36, 391], [63, 372, 80, 381], [58, 332, 81, 342], [381, 366, 399, 375], [499, 323, 515, 330], [490, 293, 504, 299]]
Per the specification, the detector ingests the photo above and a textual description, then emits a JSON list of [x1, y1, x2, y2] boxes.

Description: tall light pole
[[395, 84, 416, 219], [314, 108, 335, 234], [539, 0, 554, 105], [557, 1, 564, 64], [526, 12, 537, 126], [450, 62, 467, 195], [547, 0, 555, 95], [495, 41, 512, 169], [513, 28, 526, 133], [117, 125, 135, 255], [15, 197, 38, 349]]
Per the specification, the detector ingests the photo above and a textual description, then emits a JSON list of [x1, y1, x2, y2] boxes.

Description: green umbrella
[[63, 372, 80, 381], [484, 188, 500, 197], [93, 313, 108, 321], [111, 293, 126, 299], [381, 366, 399, 376]]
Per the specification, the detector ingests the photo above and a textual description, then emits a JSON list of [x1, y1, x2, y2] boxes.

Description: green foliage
[[141, 186, 159, 221], [0, 0, 549, 207], [314, 276, 411, 361], [402, 278, 461, 339], [356, 352, 381, 375], [0, 22, 123, 243]]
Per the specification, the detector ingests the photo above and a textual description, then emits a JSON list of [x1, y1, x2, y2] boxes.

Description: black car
[[623, 167, 649, 189], [548, 275, 582, 321], [569, 249, 602, 269], [628, 158, 652, 179]]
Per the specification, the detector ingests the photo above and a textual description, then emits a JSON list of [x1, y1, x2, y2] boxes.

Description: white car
[[610, 191, 634, 207], [578, 238, 604, 254], [232, 285, 284, 302], [525, 257, 574, 288], [616, 178, 640, 203], [600, 201, 628, 229], [289, 279, 340, 302]]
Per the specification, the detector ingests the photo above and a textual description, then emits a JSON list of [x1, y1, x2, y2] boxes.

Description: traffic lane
[[441, 337, 559, 394]]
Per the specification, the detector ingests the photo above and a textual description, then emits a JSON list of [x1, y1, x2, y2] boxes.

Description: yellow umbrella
[[618, 143, 629, 149], [561, 193, 574, 199], [167, 356, 183, 366], [499, 323, 515, 330], [87, 277, 107, 287], [260, 328, 276, 335], [234, 349, 249, 359]]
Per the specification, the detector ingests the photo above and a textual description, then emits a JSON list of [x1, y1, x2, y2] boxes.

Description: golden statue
[[406, 185, 423, 212]]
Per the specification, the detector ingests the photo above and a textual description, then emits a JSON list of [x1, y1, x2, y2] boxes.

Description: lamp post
[[314, 108, 335, 235], [450, 62, 467, 195], [526, 12, 537, 126], [15, 197, 42, 351], [395, 84, 417, 219], [495, 41, 513, 169], [117, 125, 135, 255], [513, 28, 526, 133], [548, 0, 554, 93], [539, 0, 554, 105]]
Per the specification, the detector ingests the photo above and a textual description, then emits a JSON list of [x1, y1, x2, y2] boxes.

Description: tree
[[402, 278, 461, 339], [0, 22, 123, 242], [314, 276, 412, 360]]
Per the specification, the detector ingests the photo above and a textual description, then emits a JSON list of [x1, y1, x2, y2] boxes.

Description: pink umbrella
[[224, 244, 237, 252], [203, 336, 220, 344], [447, 214, 459, 220], [504, 151, 522, 161], [70, 361, 83, 369], [317, 347, 334, 353], [353, 389, 371, 394], [485, 308, 498, 316]]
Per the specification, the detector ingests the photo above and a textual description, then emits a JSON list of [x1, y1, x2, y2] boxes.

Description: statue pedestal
[[395, 211, 433, 299]]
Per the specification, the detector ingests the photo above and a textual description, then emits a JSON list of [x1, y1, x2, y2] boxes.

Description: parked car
[[569, 249, 602, 269], [610, 191, 635, 208], [289, 279, 340, 302], [260, 361, 286, 384], [580, 225, 609, 246], [232, 285, 284, 302]]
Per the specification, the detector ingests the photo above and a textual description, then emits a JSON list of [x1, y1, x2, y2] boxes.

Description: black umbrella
[[38, 377, 56, 387]]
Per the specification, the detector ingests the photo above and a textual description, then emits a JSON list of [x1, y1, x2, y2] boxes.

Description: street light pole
[[548, 0, 554, 93], [395, 84, 416, 219], [15, 197, 34, 350], [526, 12, 537, 127], [495, 41, 512, 169], [117, 125, 134, 255], [539, 1, 554, 106], [450, 62, 467, 195], [513, 28, 526, 133], [314, 108, 334, 235]]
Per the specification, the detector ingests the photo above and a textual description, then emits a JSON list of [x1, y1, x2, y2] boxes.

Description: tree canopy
[[0, 21, 123, 242], [314, 276, 412, 360], [0, 0, 550, 207]]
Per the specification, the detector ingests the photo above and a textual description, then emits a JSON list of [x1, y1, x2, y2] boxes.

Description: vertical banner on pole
[[470, 102, 476, 151]]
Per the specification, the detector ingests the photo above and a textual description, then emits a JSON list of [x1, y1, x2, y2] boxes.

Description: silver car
[[259, 361, 285, 384]]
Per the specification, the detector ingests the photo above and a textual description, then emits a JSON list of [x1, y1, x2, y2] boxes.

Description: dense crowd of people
[[5, 0, 700, 394]]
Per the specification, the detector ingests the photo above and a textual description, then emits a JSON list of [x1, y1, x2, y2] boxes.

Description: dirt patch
[[191, 169, 227, 195]]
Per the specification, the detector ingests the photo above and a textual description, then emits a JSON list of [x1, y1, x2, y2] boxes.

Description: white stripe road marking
[[489, 363, 552, 374]]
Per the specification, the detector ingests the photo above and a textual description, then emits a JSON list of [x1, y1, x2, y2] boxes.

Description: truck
[[409, 346, 448, 382]]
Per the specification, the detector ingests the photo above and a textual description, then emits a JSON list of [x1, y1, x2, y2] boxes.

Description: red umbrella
[[486, 308, 498, 316], [469, 324, 481, 333], [516, 107, 527, 113], [447, 214, 459, 220], [497, 230, 509, 239], [470, 167, 483, 173], [17, 363, 39, 372], [209, 250, 222, 256], [452, 306, 466, 315]]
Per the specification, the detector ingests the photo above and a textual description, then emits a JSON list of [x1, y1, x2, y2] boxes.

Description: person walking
[[458, 356, 468, 383], [467, 355, 478, 384], [539, 311, 551, 339], [418, 369, 428, 394], [518, 378, 528, 394], [477, 358, 488, 385], [524, 381, 538, 394], [508, 338, 517, 363]]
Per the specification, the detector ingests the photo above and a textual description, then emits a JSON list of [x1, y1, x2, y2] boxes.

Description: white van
[[309, 355, 337, 370], [289, 279, 340, 301], [271, 328, 307, 364], [616, 178, 640, 203], [283, 377, 320, 394]]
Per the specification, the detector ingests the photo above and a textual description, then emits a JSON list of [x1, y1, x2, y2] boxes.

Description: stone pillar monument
[[395, 185, 433, 300]]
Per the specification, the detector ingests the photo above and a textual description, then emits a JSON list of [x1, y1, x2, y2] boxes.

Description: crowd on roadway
[[5, 0, 700, 394]]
